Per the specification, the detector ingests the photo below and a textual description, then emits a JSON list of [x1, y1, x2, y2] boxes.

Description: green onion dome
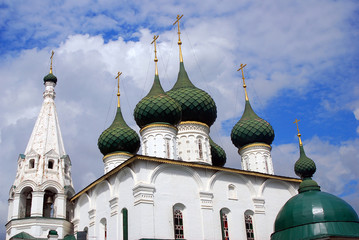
[[209, 137, 226, 167], [134, 75, 182, 128], [271, 144, 359, 240], [231, 100, 274, 149], [167, 62, 217, 127], [98, 107, 140, 156], [43, 73, 57, 84]]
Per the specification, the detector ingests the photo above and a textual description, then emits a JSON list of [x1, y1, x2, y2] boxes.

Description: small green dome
[[98, 107, 140, 156], [294, 145, 316, 179], [167, 62, 217, 127], [43, 73, 57, 84], [272, 191, 359, 240], [231, 100, 274, 149], [209, 138, 226, 167], [134, 75, 182, 128]]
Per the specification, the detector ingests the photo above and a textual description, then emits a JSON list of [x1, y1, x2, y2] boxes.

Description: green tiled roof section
[[231, 100, 274, 148], [43, 73, 57, 84], [98, 107, 140, 155], [209, 138, 226, 167], [10, 232, 36, 239], [273, 191, 359, 239], [171, 62, 195, 89], [134, 75, 182, 128], [167, 62, 217, 126]]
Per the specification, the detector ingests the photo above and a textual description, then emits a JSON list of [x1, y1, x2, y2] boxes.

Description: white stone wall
[[240, 144, 274, 175], [176, 122, 212, 165], [73, 160, 298, 240], [140, 124, 178, 159]]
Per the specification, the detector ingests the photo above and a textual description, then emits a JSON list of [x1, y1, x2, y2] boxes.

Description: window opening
[[48, 160, 54, 169], [29, 159, 35, 169], [25, 192, 32, 217], [173, 209, 184, 239], [220, 210, 230, 240], [43, 191, 55, 218], [198, 139, 203, 159], [166, 139, 171, 158], [245, 214, 255, 240]]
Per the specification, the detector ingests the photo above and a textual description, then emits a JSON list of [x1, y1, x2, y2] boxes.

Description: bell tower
[[6, 52, 75, 240]]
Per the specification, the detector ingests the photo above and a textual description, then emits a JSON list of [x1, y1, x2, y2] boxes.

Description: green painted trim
[[122, 208, 128, 240], [220, 209, 226, 240]]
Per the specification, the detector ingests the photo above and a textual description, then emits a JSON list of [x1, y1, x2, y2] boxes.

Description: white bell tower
[[6, 52, 75, 240]]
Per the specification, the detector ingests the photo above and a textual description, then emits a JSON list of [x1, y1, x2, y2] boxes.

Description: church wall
[[72, 160, 299, 240]]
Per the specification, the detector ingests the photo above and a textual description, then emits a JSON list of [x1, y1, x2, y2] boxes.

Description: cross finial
[[237, 64, 248, 101], [173, 14, 184, 62], [50, 51, 55, 74], [151, 35, 159, 75], [293, 118, 303, 146], [115, 72, 122, 107]]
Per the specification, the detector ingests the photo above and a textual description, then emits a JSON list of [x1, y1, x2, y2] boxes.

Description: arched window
[[173, 204, 185, 239], [228, 184, 237, 200], [43, 190, 55, 218], [99, 218, 107, 240], [220, 208, 230, 240], [29, 159, 35, 169], [244, 211, 255, 240], [166, 139, 171, 158], [19, 187, 33, 218], [198, 139, 203, 159], [48, 159, 54, 169], [122, 208, 128, 240]]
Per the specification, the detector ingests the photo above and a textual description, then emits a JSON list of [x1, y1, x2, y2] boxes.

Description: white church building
[[5, 20, 302, 240]]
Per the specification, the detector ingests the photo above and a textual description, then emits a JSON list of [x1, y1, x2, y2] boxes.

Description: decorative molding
[[109, 197, 119, 216], [199, 191, 213, 209], [88, 209, 96, 226], [252, 197, 265, 214], [132, 183, 155, 205]]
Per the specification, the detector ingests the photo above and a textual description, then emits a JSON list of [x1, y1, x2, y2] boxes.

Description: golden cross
[[237, 64, 248, 101], [50, 50, 55, 74], [115, 72, 122, 107], [173, 14, 184, 62], [293, 118, 303, 146], [151, 35, 159, 75]]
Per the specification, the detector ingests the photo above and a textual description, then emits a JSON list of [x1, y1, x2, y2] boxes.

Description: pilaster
[[31, 191, 45, 217]]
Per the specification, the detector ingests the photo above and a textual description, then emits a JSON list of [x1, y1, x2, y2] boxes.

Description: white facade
[[72, 156, 299, 240], [176, 121, 212, 165], [6, 80, 75, 240], [239, 143, 274, 175], [140, 123, 178, 159]]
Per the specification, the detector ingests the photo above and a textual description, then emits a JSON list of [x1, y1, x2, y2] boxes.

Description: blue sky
[[1, 0, 359, 237]]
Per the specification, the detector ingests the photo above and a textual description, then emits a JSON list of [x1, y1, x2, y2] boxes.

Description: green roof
[[272, 142, 359, 239], [43, 73, 57, 84], [231, 100, 274, 149], [209, 137, 226, 167], [167, 62, 217, 127], [10, 232, 35, 239], [98, 107, 140, 156], [134, 74, 182, 128], [272, 191, 359, 240]]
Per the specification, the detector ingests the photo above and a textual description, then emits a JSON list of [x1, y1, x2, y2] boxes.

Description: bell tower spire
[[6, 52, 75, 240]]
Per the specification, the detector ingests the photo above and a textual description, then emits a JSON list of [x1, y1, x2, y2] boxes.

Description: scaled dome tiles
[[167, 63, 217, 127], [98, 107, 140, 156], [134, 75, 181, 128], [231, 100, 274, 149]]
